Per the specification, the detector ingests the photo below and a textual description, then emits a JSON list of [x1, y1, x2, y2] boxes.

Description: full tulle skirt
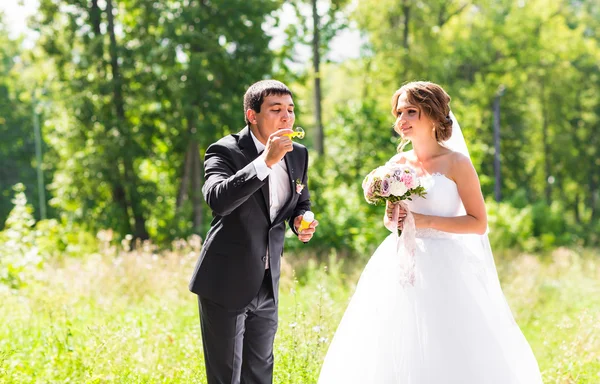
[[317, 233, 543, 384]]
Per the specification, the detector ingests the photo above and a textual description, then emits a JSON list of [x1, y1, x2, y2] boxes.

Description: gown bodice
[[406, 174, 463, 218]]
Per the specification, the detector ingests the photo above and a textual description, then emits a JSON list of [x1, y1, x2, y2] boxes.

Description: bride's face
[[395, 92, 434, 141]]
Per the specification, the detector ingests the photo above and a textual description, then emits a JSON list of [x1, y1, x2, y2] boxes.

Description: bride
[[317, 81, 543, 383]]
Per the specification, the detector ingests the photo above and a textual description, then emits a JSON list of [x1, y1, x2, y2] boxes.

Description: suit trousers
[[198, 270, 278, 384]]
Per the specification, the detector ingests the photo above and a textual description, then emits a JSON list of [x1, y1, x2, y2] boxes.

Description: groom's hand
[[262, 129, 294, 168], [294, 215, 319, 243]]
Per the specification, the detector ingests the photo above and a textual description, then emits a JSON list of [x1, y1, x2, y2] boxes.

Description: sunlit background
[[1, 1, 599, 382]]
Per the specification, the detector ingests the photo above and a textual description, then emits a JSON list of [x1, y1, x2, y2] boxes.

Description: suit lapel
[[237, 127, 270, 219], [283, 152, 296, 200], [273, 151, 296, 224]]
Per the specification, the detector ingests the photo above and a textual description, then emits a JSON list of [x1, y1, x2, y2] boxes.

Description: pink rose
[[400, 173, 415, 189]]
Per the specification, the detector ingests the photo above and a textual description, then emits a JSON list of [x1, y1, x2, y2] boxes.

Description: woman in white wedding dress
[[318, 82, 543, 384]]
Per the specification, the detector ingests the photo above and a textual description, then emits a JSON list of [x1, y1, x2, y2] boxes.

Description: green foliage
[[487, 199, 537, 252], [289, 0, 600, 252], [0, 184, 99, 289], [487, 197, 585, 252], [1, 0, 600, 252], [2, 2, 600, 381], [0, 24, 51, 226], [35, 218, 99, 260], [0, 184, 42, 289], [29, 0, 281, 242]]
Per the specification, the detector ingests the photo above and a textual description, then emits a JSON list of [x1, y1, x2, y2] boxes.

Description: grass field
[[1, 239, 599, 383]]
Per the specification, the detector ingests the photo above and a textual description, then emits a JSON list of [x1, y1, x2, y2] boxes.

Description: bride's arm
[[413, 153, 488, 235]]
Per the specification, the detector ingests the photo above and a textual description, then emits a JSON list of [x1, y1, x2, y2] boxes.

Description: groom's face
[[248, 94, 295, 143]]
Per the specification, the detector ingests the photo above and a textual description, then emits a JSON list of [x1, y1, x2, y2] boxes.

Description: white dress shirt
[[250, 130, 292, 268]]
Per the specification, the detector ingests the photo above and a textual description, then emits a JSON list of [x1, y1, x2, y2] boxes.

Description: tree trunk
[[492, 89, 502, 202], [356, 58, 372, 177], [540, 82, 551, 202], [106, 0, 149, 240], [176, 140, 194, 210], [122, 160, 148, 240], [590, 110, 600, 222], [438, 3, 468, 27], [402, 1, 410, 51], [312, 0, 324, 156], [191, 139, 203, 232], [111, 181, 133, 234], [90, 0, 102, 36], [102, 0, 131, 237], [573, 193, 581, 224], [591, 170, 599, 222], [569, 94, 584, 224]]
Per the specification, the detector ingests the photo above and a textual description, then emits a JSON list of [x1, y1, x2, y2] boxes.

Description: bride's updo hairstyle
[[391, 81, 453, 143]]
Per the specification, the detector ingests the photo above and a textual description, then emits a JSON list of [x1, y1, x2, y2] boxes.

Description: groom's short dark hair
[[243, 80, 292, 125]]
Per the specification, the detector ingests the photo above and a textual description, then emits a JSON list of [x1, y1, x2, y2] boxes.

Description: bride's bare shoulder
[[389, 150, 413, 164], [447, 151, 478, 181], [449, 151, 473, 168]]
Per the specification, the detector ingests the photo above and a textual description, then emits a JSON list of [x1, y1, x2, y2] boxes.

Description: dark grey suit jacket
[[189, 126, 310, 309]]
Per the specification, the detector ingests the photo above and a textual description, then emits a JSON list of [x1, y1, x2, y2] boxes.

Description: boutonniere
[[295, 178, 305, 194]]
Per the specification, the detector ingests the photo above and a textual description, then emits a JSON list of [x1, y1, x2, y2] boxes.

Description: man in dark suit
[[189, 80, 318, 384]]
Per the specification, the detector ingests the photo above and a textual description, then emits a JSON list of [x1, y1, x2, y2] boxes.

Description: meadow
[[1, 238, 600, 383]]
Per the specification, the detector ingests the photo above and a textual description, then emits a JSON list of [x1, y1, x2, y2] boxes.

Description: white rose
[[389, 180, 408, 196], [375, 166, 388, 178]]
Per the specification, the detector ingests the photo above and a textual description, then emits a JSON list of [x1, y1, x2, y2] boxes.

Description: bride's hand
[[385, 201, 407, 228]]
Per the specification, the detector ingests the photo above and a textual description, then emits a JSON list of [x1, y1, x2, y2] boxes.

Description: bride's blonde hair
[[391, 81, 453, 152]]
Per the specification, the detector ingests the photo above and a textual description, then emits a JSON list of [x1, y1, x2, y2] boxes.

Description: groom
[[189, 79, 318, 384]]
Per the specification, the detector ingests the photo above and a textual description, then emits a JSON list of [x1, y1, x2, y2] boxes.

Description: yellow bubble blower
[[284, 126, 305, 139], [298, 211, 315, 232]]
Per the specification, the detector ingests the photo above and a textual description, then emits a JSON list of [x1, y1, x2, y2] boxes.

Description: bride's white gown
[[318, 174, 543, 384]]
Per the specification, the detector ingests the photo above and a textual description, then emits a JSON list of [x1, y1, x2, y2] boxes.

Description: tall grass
[[1, 241, 599, 383]]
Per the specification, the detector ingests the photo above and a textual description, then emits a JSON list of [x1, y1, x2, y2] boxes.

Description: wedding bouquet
[[362, 163, 426, 208], [362, 162, 427, 286]]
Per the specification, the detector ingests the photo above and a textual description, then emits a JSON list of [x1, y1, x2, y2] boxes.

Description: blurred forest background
[[1, 0, 600, 382], [1, 0, 599, 256]]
